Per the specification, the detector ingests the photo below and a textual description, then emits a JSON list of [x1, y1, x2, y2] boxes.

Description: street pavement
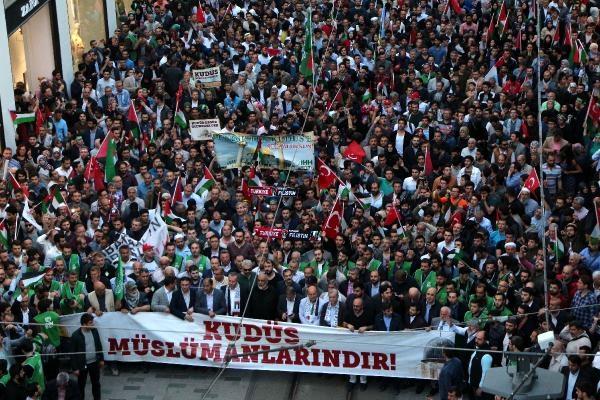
[[85, 364, 429, 400]]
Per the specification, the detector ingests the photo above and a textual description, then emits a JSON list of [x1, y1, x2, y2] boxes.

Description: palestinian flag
[[175, 110, 187, 129], [10, 112, 35, 127], [127, 102, 140, 139], [299, 7, 314, 79], [338, 182, 350, 200], [114, 258, 124, 302], [248, 166, 262, 187], [495, 0, 508, 38], [7, 172, 28, 197], [553, 238, 565, 260], [161, 201, 181, 224], [569, 40, 588, 66], [104, 137, 118, 183], [194, 166, 216, 196], [357, 196, 372, 210], [378, 178, 393, 196], [397, 223, 406, 239], [42, 187, 67, 215], [0, 220, 8, 249]]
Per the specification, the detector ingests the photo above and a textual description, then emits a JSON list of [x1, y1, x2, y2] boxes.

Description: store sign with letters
[[6, 0, 49, 34]]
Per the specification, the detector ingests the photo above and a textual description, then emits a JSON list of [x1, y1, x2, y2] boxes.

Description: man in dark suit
[[70, 313, 104, 400], [446, 290, 468, 322], [405, 303, 427, 329], [82, 118, 105, 150], [278, 286, 302, 323], [374, 302, 404, 331], [11, 294, 37, 330], [561, 355, 591, 400], [420, 287, 442, 326], [221, 272, 249, 316], [170, 277, 197, 321], [195, 278, 226, 317], [318, 288, 344, 327]]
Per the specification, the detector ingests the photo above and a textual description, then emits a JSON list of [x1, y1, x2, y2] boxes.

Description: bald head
[[93, 281, 106, 294]]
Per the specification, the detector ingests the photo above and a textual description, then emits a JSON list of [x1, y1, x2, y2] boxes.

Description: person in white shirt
[[299, 286, 320, 325], [402, 167, 420, 195], [457, 156, 482, 188]]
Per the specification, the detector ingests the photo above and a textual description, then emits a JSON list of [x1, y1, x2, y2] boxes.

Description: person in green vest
[[60, 243, 81, 277], [336, 250, 355, 278], [413, 258, 437, 294], [33, 268, 61, 297], [490, 293, 513, 318], [453, 266, 475, 303], [468, 283, 495, 312], [0, 359, 8, 387], [387, 250, 411, 281], [463, 297, 489, 328], [21, 334, 46, 393], [164, 243, 184, 271], [434, 274, 448, 305], [59, 271, 87, 315], [300, 248, 329, 279], [186, 242, 211, 273], [363, 247, 382, 273], [33, 298, 61, 348]]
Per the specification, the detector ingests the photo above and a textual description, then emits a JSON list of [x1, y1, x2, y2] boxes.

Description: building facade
[[0, 0, 118, 149]]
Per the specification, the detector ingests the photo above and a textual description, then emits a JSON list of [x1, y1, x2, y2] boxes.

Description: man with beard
[[467, 330, 493, 400]]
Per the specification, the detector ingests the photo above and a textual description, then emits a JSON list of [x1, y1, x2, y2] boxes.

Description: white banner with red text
[[60, 313, 454, 379]]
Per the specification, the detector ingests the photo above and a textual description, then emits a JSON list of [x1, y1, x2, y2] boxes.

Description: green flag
[[105, 138, 117, 183], [114, 257, 124, 301], [299, 8, 314, 79]]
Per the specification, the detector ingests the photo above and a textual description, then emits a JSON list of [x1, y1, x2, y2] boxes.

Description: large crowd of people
[[1, 0, 600, 399]]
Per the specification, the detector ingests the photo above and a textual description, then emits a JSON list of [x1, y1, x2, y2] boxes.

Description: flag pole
[[536, 0, 550, 329]]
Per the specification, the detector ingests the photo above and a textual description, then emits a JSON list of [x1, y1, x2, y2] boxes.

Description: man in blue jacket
[[439, 348, 464, 400]]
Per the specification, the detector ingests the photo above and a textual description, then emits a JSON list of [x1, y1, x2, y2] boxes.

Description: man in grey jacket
[[151, 275, 177, 313]]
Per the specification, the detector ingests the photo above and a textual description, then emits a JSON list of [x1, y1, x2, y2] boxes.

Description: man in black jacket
[[71, 313, 104, 400], [170, 276, 196, 321], [247, 273, 278, 320]]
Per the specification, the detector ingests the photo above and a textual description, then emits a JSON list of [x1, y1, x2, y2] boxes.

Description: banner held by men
[[60, 312, 454, 379]]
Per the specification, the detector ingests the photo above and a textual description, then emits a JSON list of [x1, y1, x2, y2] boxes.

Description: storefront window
[[116, 0, 133, 20], [67, 0, 107, 70], [8, 3, 56, 92]]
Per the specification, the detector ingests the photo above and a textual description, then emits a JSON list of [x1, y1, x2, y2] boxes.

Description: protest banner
[[248, 186, 273, 196], [60, 313, 454, 379], [190, 119, 221, 141], [253, 227, 319, 241], [192, 67, 221, 88], [102, 234, 141, 264], [141, 210, 169, 257], [212, 132, 314, 171]]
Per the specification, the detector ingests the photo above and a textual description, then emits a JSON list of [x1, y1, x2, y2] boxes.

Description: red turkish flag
[[523, 169, 540, 192], [171, 176, 183, 206], [384, 205, 401, 227], [323, 198, 343, 239], [196, 2, 206, 23], [449, 0, 463, 14], [343, 141, 366, 164], [589, 97, 600, 122], [424, 146, 434, 175], [317, 158, 339, 190]]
